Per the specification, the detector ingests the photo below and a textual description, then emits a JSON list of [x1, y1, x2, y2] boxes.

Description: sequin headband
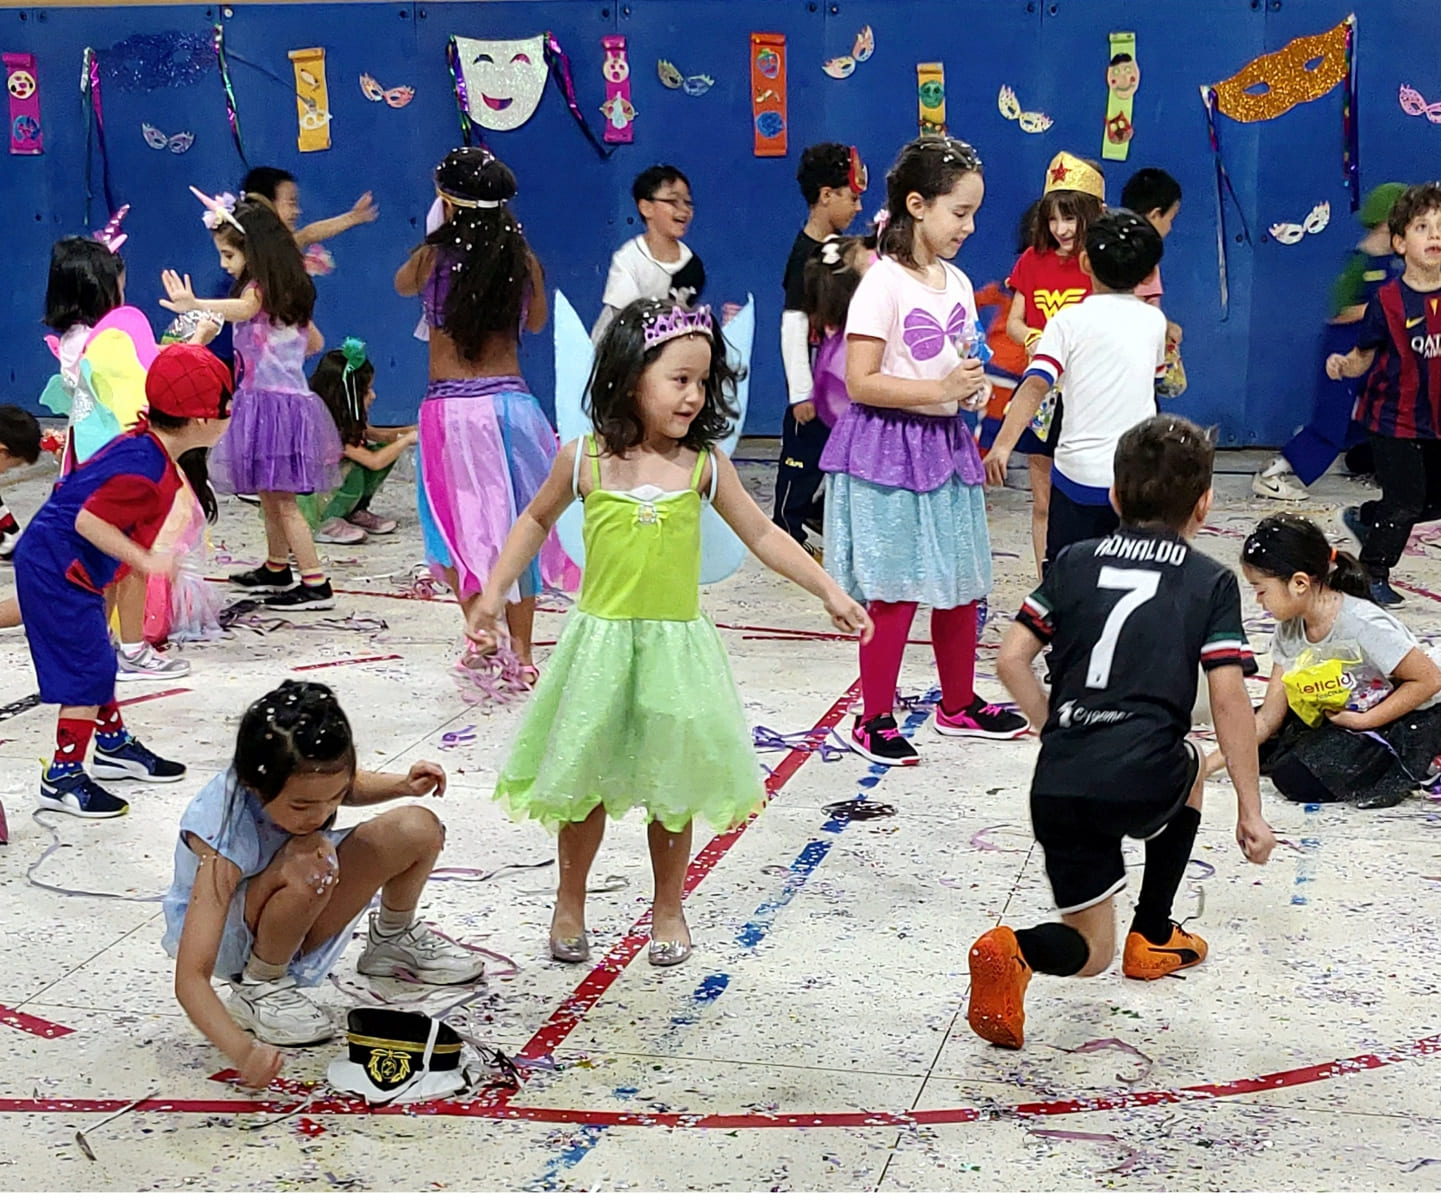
[[643, 304, 714, 348], [435, 185, 504, 210], [93, 205, 130, 253]]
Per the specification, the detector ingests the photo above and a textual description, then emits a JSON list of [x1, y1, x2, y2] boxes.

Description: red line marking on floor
[[3, 1031, 1436, 1125], [1395, 581, 1441, 605], [292, 654, 403, 672], [116, 688, 191, 708], [513, 681, 862, 1067], [0, 1006, 74, 1039]]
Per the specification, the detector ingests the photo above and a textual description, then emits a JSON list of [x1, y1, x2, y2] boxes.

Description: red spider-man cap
[[145, 343, 232, 420]]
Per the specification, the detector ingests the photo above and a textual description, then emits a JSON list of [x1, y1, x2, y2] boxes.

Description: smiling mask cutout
[[453, 34, 548, 131]]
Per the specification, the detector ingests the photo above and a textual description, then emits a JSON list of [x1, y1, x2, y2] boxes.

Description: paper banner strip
[[1210, 14, 1350, 122], [1102, 31, 1138, 160], [917, 61, 945, 134], [750, 32, 787, 157], [6, 51, 42, 155], [600, 34, 634, 143], [212, 24, 247, 164], [288, 46, 331, 152]]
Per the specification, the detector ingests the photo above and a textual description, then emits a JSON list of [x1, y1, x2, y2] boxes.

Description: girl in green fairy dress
[[471, 298, 871, 967]]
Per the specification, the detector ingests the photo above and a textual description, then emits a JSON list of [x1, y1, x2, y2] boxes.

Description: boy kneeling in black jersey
[[968, 415, 1277, 1051]]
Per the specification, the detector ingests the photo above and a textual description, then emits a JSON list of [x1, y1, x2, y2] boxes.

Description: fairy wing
[[39, 306, 158, 464], [551, 290, 755, 584]]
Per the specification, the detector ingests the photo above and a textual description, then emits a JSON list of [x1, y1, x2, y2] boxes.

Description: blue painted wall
[[0, 0, 1434, 442]]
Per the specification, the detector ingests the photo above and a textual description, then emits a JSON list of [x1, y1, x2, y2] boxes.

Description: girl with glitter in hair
[[395, 148, 574, 672], [470, 298, 870, 967]]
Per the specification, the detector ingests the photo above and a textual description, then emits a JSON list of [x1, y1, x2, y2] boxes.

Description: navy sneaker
[[92, 736, 187, 783], [263, 580, 335, 611], [229, 564, 293, 593], [39, 768, 128, 818], [1369, 578, 1406, 609]]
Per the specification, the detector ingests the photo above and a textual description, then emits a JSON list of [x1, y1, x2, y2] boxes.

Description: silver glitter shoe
[[549, 932, 590, 963], [648, 937, 692, 967]]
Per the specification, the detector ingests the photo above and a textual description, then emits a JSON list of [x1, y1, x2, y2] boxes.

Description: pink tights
[[859, 600, 978, 722]]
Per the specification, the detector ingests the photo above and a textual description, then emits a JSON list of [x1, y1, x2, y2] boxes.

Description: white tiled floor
[[1, 446, 1438, 1191]]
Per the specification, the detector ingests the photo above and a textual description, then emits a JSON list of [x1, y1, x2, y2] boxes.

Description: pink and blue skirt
[[416, 376, 578, 601]]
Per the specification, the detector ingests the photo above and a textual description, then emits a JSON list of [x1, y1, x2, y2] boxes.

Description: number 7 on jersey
[[1086, 567, 1161, 689]]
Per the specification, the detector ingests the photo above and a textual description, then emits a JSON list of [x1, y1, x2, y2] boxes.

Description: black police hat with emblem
[[326, 1008, 470, 1105]]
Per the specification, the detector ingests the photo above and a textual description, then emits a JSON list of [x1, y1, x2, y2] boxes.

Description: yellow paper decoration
[[1211, 15, 1351, 123], [288, 47, 331, 152], [917, 62, 945, 135]]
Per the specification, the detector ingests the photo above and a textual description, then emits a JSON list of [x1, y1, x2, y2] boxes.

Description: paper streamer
[[1102, 31, 1138, 160], [80, 47, 116, 224], [5, 52, 42, 155], [288, 47, 331, 152], [600, 34, 634, 142], [917, 62, 946, 134], [1211, 14, 1351, 122], [750, 33, 787, 157], [1198, 85, 1252, 319], [212, 24, 247, 164]]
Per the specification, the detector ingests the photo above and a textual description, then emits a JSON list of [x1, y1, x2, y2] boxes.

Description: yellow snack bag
[[1281, 650, 1356, 726]]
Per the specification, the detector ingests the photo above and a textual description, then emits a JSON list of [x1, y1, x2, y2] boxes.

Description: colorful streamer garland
[[212, 23, 247, 165], [80, 48, 117, 226]]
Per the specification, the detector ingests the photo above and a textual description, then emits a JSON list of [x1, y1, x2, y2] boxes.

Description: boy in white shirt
[[983, 209, 1167, 573], [591, 165, 706, 344]]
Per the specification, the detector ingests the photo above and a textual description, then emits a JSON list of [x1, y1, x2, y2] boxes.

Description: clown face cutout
[[1107, 54, 1140, 100], [602, 46, 629, 84], [453, 34, 548, 131]]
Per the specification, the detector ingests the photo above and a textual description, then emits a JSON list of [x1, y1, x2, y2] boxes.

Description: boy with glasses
[[592, 165, 706, 344]]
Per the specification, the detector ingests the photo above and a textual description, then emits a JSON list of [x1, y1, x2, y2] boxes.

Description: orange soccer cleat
[[1123, 923, 1209, 981], [967, 926, 1033, 1049]]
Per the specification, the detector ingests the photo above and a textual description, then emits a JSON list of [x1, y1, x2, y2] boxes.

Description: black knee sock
[[1130, 805, 1201, 944], [1014, 922, 1089, 976]]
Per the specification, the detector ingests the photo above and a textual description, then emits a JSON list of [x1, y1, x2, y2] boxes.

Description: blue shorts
[[13, 539, 117, 707]]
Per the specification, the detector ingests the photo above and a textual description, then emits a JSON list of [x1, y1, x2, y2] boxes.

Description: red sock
[[859, 600, 918, 722], [95, 700, 129, 751], [931, 603, 979, 714], [54, 717, 95, 770]]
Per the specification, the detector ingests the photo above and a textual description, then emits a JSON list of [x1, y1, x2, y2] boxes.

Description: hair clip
[[642, 303, 714, 349], [189, 186, 243, 233], [92, 204, 130, 253]]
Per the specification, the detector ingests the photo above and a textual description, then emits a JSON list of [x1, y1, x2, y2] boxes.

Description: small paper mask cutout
[[142, 123, 194, 153], [997, 85, 1052, 133], [824, 25, 874, 79], [1399, 83, 1441, 124], [1269, 201, 1330, 245], [359, 73, 414, 108], [453, 34, 548, 132], [657, 60, 713, 96]]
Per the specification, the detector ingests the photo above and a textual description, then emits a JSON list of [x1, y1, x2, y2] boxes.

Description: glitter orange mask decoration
[[1211, 15, 1351, 123]]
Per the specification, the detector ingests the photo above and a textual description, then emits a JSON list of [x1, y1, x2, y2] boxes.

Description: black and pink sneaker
[[934, 696, 1030, 740], [851, 714, 921, 766]]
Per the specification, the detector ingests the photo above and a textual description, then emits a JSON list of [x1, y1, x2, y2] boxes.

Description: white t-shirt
[[844, 256, 981, 418], [1025, 292, 1168, 490], [592, 236, 701, 343], [1272, 593, 1437, 715]]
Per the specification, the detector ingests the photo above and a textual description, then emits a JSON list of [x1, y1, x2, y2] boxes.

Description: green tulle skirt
[[494, 611, 766, 833]]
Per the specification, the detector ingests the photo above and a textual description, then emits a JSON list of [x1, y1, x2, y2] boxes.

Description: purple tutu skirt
[[819, 403, 984, 491], [209, 386, 343, 496], [416, 376, 579, 601]]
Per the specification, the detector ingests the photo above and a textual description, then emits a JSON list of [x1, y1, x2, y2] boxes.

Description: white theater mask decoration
[[453, 34, 549, 131]]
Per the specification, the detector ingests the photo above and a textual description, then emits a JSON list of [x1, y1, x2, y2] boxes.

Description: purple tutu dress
[[209, 311, 342, 496], [415, 256, 578, 601]]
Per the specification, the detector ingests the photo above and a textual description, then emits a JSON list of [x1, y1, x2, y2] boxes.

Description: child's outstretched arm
[[710, 449, 871, 641], [174, 845, 283, 1088], [346, 762, 447, 805], [1208, 664, 1276, 864], [1327, 647, 1441, 731], [1206, 671, 1286, 778], [847, 336, 983, 412], [293, 192, 378, 246], [996, 620, 1047, 731], [982, 374, 1049, 486], [160, 272, 262, 325], [468, 441, 581, 641], [1004, 291, 1040, 356]]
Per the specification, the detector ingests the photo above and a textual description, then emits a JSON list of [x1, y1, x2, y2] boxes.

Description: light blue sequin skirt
[[823, 473, 992, 609]]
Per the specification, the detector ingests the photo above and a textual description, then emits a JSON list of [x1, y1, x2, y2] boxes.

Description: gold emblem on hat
[[367, 1047, 414, 1085]]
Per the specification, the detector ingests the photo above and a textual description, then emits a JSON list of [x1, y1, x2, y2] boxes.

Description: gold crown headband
[[1043, 152, 1105, 202]]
